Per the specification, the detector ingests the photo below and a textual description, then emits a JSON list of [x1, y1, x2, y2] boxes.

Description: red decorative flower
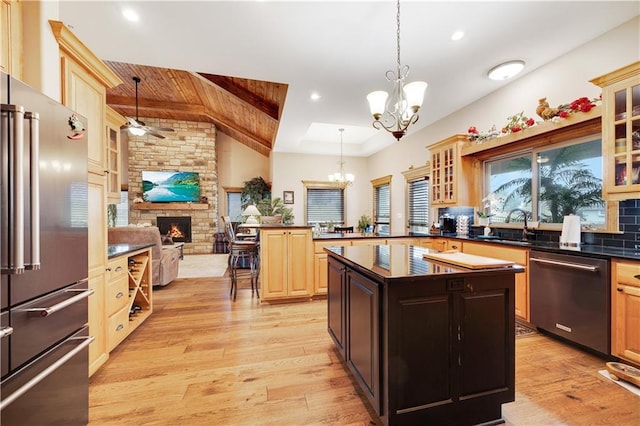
[[525, 118, 535, 126], [468, 126, 478, 134], [559, 110, 570, 118]]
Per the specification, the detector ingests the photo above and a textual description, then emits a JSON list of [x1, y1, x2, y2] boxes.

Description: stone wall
[[127, 118, 217, 255]]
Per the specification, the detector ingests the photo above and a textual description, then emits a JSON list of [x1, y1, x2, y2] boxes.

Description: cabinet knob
[[106, 267, 112, 271], [617, 287, 623, 292], [634, 274, 640, 280]]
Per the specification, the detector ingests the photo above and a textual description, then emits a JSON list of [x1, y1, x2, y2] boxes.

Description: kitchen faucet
[[505, 208, 535, 241]]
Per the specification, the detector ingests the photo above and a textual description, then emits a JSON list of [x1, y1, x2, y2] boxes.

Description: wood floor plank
[[90, 275, 640, 425]]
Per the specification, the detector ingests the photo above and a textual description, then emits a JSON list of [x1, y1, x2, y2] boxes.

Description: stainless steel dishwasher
[[529, 250, 610, 355]]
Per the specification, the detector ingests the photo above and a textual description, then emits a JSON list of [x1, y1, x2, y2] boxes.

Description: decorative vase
[[478, 217, 489, 226]]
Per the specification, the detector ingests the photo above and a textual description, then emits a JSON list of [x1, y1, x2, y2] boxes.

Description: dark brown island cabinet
[[326, 244, 523, 426]]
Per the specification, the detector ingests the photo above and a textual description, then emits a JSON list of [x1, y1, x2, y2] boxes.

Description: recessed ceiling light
[[310, 92, 321, 101], [122, 8, 139, 22], [451, 31, 465, 41], [487, 60, 525, 80]]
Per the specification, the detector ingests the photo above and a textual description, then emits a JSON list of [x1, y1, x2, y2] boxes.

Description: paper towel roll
[[560, 214, 581, 249]]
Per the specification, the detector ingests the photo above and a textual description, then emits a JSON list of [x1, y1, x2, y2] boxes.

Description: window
[[115, 191, 129, 227], [305, 186, 344, 226], [485, 136, 605, 227], [227, 191, 243, 221], [372, 175, 391, 234], [402, 165, 430, 234]]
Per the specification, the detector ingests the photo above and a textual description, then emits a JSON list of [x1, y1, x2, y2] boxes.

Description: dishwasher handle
[[530, 257, 598, 272]]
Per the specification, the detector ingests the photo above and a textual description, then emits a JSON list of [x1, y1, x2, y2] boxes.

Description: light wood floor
[[89, 275, 640, 425]]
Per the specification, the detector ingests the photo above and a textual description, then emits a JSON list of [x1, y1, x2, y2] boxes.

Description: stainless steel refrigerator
[[1, 72, 91, 425]]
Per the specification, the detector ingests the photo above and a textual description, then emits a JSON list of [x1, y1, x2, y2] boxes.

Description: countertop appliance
[[529, 250, 610, 355], [439, 214, 456, 234], [1, 72, 92, 425]]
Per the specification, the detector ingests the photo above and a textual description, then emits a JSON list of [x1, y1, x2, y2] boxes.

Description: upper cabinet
[[106, 106, 125, 203], [49, 20, 122, 176], [591, 62, 640, 201], [427, 134, 477, 206], [1, 0, 22, 78]]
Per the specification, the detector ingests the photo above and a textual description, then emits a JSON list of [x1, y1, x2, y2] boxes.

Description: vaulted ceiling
[[105, 61, 288, 157]]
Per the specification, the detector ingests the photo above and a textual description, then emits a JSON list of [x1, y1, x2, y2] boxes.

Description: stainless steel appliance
[[1, 72, 92, 424], [529, 250, 610, 355], [439, 214, 456, 234]]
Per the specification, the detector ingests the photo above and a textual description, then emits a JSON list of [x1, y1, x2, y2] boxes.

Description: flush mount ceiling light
[[328, 128, 354, 189], [366, 0, 427, 141], [487, 60, 525, 81], [122, 8, 139, 22]]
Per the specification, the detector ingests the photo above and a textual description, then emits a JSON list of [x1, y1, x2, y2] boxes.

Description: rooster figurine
[[536, 97, 560, 120]]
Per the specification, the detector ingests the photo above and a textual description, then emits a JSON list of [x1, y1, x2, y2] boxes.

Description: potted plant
[[257, 197, 294, 224], [357, 214, 372, 234], [241, 176, 271, 209]]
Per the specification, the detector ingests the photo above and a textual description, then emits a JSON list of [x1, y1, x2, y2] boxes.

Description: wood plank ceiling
[[104, 61, 288, 157]]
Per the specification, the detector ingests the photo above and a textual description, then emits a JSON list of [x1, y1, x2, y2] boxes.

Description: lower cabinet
[[463, 241, 529, 321], [105, 247, 153, 353], [611, 260, 640, 366], [327, 254, 515, 425], [260, 228, 313, 301]]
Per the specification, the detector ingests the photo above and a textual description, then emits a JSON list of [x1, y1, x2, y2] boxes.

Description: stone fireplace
[[126, 117, 218, 255], [157, 216, 192, 243]]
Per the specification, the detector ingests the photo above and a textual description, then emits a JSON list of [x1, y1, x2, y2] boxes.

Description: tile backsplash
[[438, 199, 640, 249]]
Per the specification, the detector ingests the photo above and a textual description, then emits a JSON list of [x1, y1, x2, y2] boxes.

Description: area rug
[[516, 322, 537, 338], [177, 254, 228, 278]]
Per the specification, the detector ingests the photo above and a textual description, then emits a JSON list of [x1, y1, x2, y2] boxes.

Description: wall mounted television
[[141, 171, 201, 202]]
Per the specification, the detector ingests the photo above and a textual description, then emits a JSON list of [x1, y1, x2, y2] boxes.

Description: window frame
[[302, 180, 347, 227], [371, 175, 392, 234], [402, 165, 431, 235], [482, 133, 606, 229]]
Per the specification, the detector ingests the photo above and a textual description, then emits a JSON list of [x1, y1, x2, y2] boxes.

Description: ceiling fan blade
[[146, 130, 166, 139], [145, 126, 175, 133]]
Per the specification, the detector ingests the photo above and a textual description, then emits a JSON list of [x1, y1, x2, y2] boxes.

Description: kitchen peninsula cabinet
[[327, 245, 517, 425], [428, 134, 475, 206], [260, 226, 313, 301], [463, 241, 529, 321], [611, 259, 640, 366], [591, 62, 640, 201]]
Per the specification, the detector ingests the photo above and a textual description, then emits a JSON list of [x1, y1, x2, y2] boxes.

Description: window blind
[[408, 178, 429, 233], [307, 188, 344, 224], [374, 184, 390, 226]]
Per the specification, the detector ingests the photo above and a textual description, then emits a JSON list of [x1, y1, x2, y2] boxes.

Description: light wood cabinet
[[591, 62, 640, 201], [428, 134, 475, 206], [611, 259, 640, 366], [88, 173, 107, 376], [49, 20, 122, 376], [260, 228, 313, 301], [105, 106, 125, 203], [420, 237, 457, 252], [463, 241, 529, 321], [1, 0, 22, 78], [313, 240, 351, 296]]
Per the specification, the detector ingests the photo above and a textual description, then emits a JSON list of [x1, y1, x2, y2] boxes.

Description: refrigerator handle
[[25, 111, 40, 270], [1, 104, 25, 274]]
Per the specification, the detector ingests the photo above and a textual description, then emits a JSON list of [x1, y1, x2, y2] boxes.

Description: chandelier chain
[[396, 0, 401, 74]]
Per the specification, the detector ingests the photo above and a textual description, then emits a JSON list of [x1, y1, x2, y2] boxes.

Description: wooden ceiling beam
[[106, 95, 206, 115], [202, 110, 272, 153], [195, 72, 282, 122]]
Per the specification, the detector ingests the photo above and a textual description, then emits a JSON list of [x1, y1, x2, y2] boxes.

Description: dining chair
[[333, 226, 354, 234], [223, 218, 260, 300]]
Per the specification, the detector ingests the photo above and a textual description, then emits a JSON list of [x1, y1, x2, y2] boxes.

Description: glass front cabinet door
[[591, 61, 640, 200]]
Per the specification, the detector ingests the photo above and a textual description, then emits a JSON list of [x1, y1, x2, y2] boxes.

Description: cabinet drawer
[[106, 276, 129, 316], [106, 257, 128, 282], [615, 261, 640, 287], [107, 305, 129, 351]]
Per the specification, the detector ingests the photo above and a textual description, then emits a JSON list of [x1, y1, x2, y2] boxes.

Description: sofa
[[108, 226, 181, 286]]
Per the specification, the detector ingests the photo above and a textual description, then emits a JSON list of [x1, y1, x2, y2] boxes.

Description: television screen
[[142, 171, 201, 202]]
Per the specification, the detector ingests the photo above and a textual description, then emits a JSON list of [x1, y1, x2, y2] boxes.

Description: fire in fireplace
[[157, 216, 192, 243]]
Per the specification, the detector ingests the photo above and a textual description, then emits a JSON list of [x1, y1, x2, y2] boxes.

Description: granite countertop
[[316, 232, 640, 261], [108, 242, 155, 259], [326, 245, 524, 283]]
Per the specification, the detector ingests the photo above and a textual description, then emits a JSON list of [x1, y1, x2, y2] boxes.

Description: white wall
[[271, 16, 640, 231]]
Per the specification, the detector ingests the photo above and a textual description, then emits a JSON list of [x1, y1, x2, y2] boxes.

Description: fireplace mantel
[[132, 202, 209, 211]]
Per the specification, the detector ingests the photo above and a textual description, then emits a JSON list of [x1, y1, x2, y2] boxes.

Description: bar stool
[[223, 219, 260, 300]]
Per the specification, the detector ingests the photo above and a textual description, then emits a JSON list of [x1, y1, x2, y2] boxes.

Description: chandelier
[[366, 0, 427, 141], [328, 128, 354, 188]]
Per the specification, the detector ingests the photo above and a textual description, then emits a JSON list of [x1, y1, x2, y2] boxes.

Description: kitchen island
[[327, 244, 524, 426]]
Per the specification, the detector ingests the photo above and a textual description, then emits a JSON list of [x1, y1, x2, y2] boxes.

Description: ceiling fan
[[121, 76, 175, 139]]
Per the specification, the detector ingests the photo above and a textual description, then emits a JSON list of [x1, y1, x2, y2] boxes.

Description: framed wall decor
[[283, 190, 294, 204]]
